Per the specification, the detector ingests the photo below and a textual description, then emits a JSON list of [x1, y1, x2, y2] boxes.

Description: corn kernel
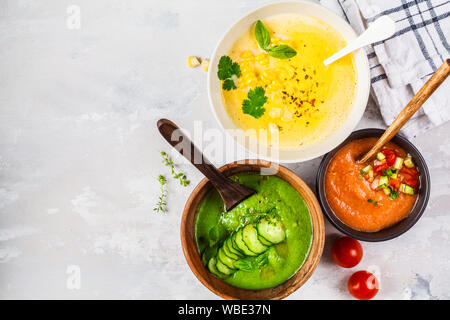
[[245, 77, 257, 87], [240, 61, 251, 69], [201, 59, 209, 71], [186, 56, 200, 68], [241, 50, 254, 59], [255, 53, 269, 66]]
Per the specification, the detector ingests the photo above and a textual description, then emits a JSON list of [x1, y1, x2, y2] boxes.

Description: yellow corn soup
[[221, 14, 357, 150]]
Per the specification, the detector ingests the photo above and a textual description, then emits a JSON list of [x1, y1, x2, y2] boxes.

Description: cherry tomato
[[381, 149, 397, 166], [405, 178, 419, 188], [374, 162, 389, 174], [400, 167, 418, 176], [348, 271, 379, 300], [331, 237, 363, 268], [386, 153, 396, 166]]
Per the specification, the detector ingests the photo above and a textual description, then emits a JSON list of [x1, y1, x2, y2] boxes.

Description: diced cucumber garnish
[[378, 176, 388, 188], [383, 187, 391, 195], [399, 183, 415, 195], [376, 152, 386, 161], [394, 157, 404, 170], [404, 157, 415, 168], [361, 165, 372, 175]]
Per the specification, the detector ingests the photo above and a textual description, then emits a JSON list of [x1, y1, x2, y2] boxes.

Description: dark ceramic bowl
[[316, 128, 431, 242]]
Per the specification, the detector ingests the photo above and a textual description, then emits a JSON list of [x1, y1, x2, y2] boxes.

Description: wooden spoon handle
[[157, 119, 229, 186], [156, 119, 255, 211], [360, 59, 450, 164]]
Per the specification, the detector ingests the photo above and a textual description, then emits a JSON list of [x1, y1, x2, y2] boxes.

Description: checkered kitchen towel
[[321, 0, 450, 138]]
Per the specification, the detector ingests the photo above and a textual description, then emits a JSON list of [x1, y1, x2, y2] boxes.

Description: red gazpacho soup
[[325, 138, 419, 232]]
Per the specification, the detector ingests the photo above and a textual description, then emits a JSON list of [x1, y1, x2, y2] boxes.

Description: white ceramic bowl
[[207, 1, 370, 163]]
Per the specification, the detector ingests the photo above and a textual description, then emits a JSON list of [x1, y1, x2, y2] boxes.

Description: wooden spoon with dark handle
[[157, 118, 256, 211], [359, 59, 450, 164]]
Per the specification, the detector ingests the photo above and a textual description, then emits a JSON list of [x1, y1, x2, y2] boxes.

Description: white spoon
[[323, 16, 396, 66]]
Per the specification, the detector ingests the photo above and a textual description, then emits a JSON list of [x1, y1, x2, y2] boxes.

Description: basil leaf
[[254, 20, 271, 50], [234, 258, 255, 272], [256, 252, 269, 267], [208, 224, 227, 247], [201, 245, 218, 265], [267, 45, 297, 59]]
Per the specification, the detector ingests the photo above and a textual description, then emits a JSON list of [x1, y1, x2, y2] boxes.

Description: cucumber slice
[[225, 238, 244, 259], [217, 247, 237, 270], [258, 234, 273, 246], [234, 228, 258, 256], [216, 257, 234, 275], [222, 240, 240, 261], [257, 217, 286, 244], [242, 224, 268, 254], [207, 257, 228, 279], [230, 232, 246, 256]]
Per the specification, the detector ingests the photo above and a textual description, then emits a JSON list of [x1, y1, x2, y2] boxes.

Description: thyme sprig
[[160, 151, 190, 186], [154, 175, 168, 213]]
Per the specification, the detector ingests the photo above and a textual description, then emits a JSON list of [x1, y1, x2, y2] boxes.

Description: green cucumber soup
[[194, 172, 313, 290]]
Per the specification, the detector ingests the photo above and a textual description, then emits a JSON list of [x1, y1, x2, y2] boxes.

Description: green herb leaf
[[242, 86, 267, 119], [160, 151, 190, 186], [358, 174, 363, 179], [267, 45, 297, 59], [254, 20, 271, 50], [234, 258, 255, 272], [256, 252, 269, 267], [154, 175, 168, 213], [253, 20, 297, 60], [389, 191, 399, 200], [222, 78, 237, 91], [208, 224, 227, 247], [217, 55, 241, 80], [201, 245, 218, 265], [368, 199, 374, 203]]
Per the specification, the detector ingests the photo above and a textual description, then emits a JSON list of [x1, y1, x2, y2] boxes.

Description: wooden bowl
[[181, 159, 325, 300]]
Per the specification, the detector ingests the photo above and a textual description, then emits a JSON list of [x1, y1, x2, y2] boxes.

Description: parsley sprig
[[242, 86, 268, 119], [254, 20, 297, 59], [154, 175, 168, 213], [217, 55, 241, 90], [161, 151, 190, 186]]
